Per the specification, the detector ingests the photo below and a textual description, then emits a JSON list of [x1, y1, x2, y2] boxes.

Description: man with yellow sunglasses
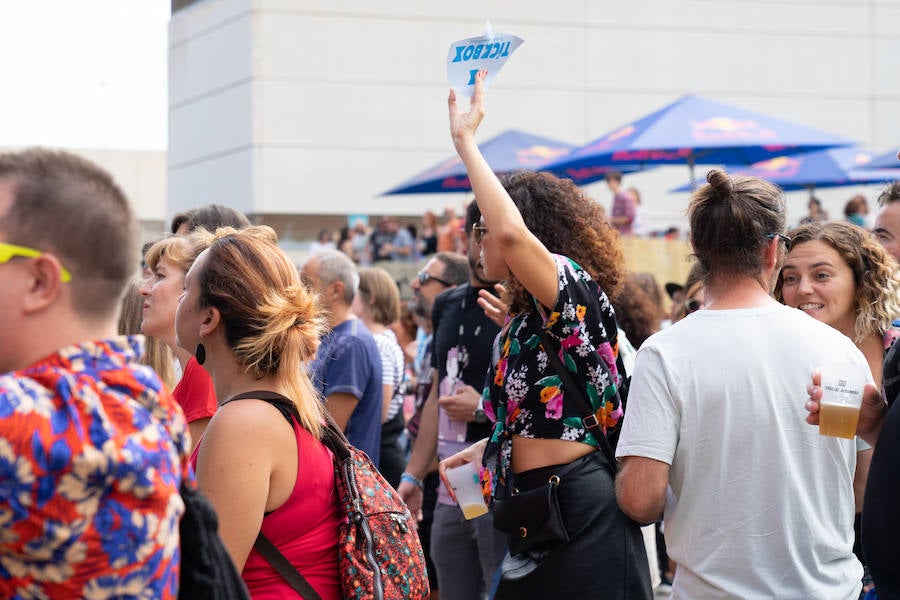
[[0, 148, 190, 599]]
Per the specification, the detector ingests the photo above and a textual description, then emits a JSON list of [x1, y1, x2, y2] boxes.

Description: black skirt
[[494, 452, 652, 600]]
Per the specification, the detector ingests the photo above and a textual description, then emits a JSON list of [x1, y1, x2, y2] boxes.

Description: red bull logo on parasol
[[745, 156, 802, 178], [516, 145, 570, 167], [691, 117, 777, 142], [583, 125, 636, 152], [440, 175, 471, 190]]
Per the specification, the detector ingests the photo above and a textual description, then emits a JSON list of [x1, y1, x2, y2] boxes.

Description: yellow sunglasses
[[0, 242, 72, 282]]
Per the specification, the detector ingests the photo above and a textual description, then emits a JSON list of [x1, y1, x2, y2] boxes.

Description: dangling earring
[[195, 342, 206, 365]]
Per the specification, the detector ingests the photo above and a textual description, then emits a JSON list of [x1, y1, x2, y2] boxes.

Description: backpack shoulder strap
[[222, 390, 299, 425]]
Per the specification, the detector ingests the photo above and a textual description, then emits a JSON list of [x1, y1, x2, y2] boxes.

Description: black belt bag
[[492, 457, 586, 556]]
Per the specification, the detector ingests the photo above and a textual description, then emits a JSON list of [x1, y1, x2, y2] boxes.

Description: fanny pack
[[492, 457, 589, 556]]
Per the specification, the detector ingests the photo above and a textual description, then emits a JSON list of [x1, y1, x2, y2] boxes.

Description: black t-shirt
[[431, 283, 500, 442], [862, 341, 900, 596]]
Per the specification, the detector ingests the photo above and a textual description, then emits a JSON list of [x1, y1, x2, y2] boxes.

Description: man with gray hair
[[302, 249, 383, 463]]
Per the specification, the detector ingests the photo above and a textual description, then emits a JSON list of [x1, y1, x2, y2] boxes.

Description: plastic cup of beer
[[818, 363, 867, 439], [445, 462, 488, 520]]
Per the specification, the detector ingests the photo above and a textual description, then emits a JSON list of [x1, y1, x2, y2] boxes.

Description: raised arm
[[449, 70, 558, 309]]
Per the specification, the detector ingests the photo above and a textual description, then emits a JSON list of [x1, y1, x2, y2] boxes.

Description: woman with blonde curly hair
[[438, 71, 650, 598], [776, 220, 900, 593], [777, 220, 900, 388], [175, 226, 342, 598]]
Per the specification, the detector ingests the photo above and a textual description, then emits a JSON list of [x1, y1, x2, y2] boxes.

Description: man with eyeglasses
[[0, 149, 189, 598], [403, 249, 469, 598], [400, 200, 507, 600]]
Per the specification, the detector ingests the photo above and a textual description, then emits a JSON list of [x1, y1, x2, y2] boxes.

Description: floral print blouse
[[0, 336, 190, 599], [482, 255, 622, 497]]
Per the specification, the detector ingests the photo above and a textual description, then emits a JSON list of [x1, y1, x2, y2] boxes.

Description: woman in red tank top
[[176, 226, 343, 599]]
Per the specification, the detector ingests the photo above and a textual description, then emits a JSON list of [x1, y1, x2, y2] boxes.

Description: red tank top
[[190, 417, 343, 599]]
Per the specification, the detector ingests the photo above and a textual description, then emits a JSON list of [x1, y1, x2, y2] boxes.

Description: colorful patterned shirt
[[0, 336, 190, 599], [482, 255, 622, 497]]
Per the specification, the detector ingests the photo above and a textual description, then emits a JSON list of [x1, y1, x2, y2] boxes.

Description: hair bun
[[706, 169, 734, 200]]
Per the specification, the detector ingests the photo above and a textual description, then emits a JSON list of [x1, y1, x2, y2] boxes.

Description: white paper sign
[[446, 22, 523, 98]]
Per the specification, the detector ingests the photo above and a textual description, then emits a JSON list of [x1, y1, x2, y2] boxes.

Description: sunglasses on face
[[416, 270, 452, 287], [472, 224, 489, 244], [0, 242, 71, 282]]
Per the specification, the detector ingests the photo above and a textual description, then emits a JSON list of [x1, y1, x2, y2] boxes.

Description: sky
[[0, 0, 169, 151]]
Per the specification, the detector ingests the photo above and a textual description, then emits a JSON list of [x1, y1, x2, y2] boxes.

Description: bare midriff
[[510, 434, 596, 473]]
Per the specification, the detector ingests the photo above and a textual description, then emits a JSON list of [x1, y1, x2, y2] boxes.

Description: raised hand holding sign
[[446, 21, 523, 98]]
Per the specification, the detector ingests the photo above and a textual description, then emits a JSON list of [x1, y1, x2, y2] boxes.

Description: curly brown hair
[[497, 170, 625, 314], [775, 221, 900, 342], [612, 274, 662, 348]]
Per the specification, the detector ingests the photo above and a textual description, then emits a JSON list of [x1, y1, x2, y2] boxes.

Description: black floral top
[[481, 255, 622, 498]]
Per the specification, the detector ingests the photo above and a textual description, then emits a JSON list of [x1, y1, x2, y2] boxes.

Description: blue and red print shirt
[[0, 336, 190, 599]]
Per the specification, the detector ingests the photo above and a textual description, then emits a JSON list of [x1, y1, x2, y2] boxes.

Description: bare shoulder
[[204, 398, 294, 447]]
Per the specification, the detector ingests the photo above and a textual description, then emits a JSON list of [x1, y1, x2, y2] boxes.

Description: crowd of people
[[2, 70, 900, 600]]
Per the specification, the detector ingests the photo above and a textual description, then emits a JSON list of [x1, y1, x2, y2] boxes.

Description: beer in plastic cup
[[445, 462, 488, 519], [818, 363, 867, 439]]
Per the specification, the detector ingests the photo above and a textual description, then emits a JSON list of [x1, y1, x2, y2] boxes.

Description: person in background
[[437, 206, 462, 253], [380, 217, 416, 262], [420, 210, 439, 257], [614, 273, 664, 350], [336, 225, 356, 262], [607, 170, 636, 235], [617, 169, 866, 598], [350, 219, 373, 265], [628, 186, 647, 237], [799, 196, 829, 225], [873, 181, 900, 261], [0, 148, 189, 598], [439, 71, 651, 598], [844, 194, 870, 228], [177, 226, 342, 599], [777, 220, 900, 596], [141, 235, 218, 453], [402, 250, 469, 600], [171, 203, 251, 235], [119, 279, 176, 389], [302, 249, 383, 464], [353, 266, 406, 487], [309, 228, 336, 253]]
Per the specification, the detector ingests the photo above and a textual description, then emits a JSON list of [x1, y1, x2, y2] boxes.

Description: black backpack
[[178, 480, 252, 599]]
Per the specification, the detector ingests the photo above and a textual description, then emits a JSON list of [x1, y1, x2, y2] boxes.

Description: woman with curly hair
[[437, 71, 651, 598], [777, 221, 900, 377], [175, 226, 342, 598], [776, 220, 900, 594]]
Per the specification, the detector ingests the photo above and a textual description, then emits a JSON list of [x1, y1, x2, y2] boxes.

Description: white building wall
[[168, 0, 900, 232]]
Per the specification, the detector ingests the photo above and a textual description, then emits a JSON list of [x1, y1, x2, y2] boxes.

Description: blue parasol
[[669, 147, 900, 194], [860, 146, 900, 170], [382, 129, 634, 195], [541, 95, 854, 186]]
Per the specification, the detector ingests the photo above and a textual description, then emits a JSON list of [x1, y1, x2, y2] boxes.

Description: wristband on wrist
[[401, 472, 424, 490]]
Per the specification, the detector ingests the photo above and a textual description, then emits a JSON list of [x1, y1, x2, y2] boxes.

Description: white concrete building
[[167, 0, 900, 239]]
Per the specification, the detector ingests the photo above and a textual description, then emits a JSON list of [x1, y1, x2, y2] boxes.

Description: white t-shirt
[[617, 303, 865, 599]]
